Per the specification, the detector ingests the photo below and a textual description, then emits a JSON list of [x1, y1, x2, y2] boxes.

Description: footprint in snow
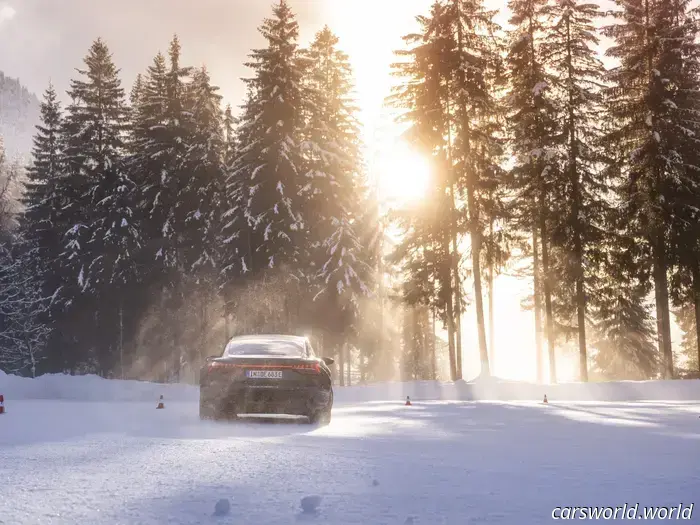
[[213, 498, 231, 517], [296, 495, 322, 520]]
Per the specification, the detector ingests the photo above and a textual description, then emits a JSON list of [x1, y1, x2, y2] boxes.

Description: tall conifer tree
[[302, 26, 370, 350], [228, 0, 307, 278]]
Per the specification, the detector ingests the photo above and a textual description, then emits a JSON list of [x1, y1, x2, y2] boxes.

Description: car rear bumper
[[201, 384, 332, 416]]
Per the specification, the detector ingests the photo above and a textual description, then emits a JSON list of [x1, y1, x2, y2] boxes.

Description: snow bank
[[2, 368, 699, 403], [334, 375, 700, 403], [0, 369, 198, 403]]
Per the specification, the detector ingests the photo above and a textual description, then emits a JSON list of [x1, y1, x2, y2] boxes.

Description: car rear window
[[224, 339, 306, 357]]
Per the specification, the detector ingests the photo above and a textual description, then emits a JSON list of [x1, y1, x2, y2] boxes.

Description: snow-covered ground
[[1, 372, 699, 524]]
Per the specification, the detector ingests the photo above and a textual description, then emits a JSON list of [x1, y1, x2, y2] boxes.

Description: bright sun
[[375, 142, 431, 206]]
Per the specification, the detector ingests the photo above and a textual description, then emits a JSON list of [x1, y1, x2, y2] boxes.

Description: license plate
[[246, 370, 283, 379]]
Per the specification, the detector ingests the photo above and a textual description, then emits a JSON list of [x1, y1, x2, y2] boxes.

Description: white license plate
[[246, 370, 283, 379]]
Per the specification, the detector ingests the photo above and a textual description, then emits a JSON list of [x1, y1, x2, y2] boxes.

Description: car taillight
[[207, 361, 228, 372], [205, 362, 320, 373], [293, 363, 321, 374]]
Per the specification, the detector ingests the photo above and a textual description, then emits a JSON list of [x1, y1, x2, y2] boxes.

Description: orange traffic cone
[[543, 394, 548, 404], [0, 394, 4, 414], [405, 396, 412, 406], [156, 395, 165, 409]]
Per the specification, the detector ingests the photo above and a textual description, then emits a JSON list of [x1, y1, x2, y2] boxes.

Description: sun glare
[[375, 142, 431, 207]]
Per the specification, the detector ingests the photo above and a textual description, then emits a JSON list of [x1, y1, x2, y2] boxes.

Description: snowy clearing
[[1, 375, 699, 524]]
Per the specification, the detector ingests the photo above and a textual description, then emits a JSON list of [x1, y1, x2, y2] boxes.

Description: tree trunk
[[470, 216, 490, 377], [449, 185, 463, 379], [377, 218, 386, 379], [338, 338, 346, 387], [224, 303, 230, 343], [200, 291, 208, 365], [359, 344, 366, 383], [444, 80, 462, 380], [24, 332, 36, 378], [693, 262, 700, 372], [565, 13, 588, 382], [533, 229, 544, 383], [453, 242, 463, 379], [527, 2, 547, 385], [539, 209, 556, 383], [346, 343, 352, 386], [653, 237, 674, 378], [431, 307, 437, 380], [487, 216, 495, 374], [443, 231, 458, 380], [119, 296, 124, 380], [453, 0, 489, 378], [402, 305, 411, 381]]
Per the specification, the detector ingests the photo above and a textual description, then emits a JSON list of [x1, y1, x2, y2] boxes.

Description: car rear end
[[200, 356, 332, 418]]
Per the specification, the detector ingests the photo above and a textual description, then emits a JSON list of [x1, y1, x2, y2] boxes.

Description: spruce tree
[[180, 66, 225, 275], [446, 0, 504, 378], [302, 26, 370, 350], [58, 38, 137, 372], [388, 1, 460, 380], [60, 39, 133, 291], [593, 220, 659, 379], [664, 0, 700, 377], [19, 84, 65, 300], [603, 0, 700, 378], [135, 39, 192, 277], [223, 104, 238, 168], [506, 0, 562, 383], [542, 0, 608, 381], [228, 0, 307, 279], [130, 38, 197, 378], [673, 305, 700, 373]]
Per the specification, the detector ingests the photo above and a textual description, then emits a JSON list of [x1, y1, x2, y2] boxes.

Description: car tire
[[199, 395, 217, 420], [308, 392, 333, 426], [308, 408, 331, 426]]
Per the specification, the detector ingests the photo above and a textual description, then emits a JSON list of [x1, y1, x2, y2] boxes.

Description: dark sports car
[[199, 334, 335, 424]]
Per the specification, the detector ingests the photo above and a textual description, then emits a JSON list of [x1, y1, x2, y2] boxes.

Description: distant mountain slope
[[0, 71, 40, 161]]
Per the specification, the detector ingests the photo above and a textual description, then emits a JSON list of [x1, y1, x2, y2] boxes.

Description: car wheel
[[308, 406, 332, 426], [199, 393, 219, 420]]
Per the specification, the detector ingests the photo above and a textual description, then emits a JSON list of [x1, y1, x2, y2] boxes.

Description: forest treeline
[[0, 0, 699, 384]]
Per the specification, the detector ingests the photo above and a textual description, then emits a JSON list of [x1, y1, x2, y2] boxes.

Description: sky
[[0, 0, 429, 142], [0, 0, 432, 199]]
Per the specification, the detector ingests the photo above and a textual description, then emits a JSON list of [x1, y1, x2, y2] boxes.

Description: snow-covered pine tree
[[506, 0, 561, 383], [219, 88, 255, 326], [60, 39, 133, 290], [18, 83, 65, 295], [388, 1, 460, 380], [179, 66, 226, 361], [130, 74, 144, 108], [593, 219, 659, 379], [664, 1, 700, 376], [130, 38, 196, 379], [603, 0, 700, 378], [302, 26, 370, 353], [541, 0, 608, 381], [135, 38, 192, 279], [229, 0, 307, 279], [59, 38, 138, 372], [130, 51, 168, 240], [445, 0, 503, 378], [223, 104, 238, 167], [673, 305, 700, 374], [180, 66, 225, 276]]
